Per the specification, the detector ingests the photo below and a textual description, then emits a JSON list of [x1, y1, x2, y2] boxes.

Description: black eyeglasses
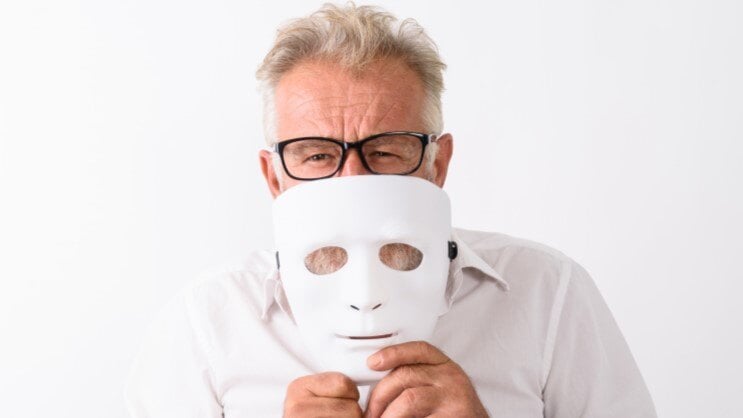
[[273, 131, 438, 181]]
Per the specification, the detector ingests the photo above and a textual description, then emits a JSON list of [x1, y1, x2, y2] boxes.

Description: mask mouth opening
[[334, 332, 397, 340]]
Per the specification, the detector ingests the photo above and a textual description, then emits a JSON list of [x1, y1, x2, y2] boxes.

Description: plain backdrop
[[1, 0, 741, 417]]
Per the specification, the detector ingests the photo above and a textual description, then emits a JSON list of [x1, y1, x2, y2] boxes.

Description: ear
[[259, 149, 282, 199], [432, 133, 453, 187]]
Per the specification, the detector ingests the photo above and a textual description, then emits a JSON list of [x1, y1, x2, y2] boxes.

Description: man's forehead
[[280, 58, 421, 86], [274, 59, 427, 139], [278, 88, 403, 121]]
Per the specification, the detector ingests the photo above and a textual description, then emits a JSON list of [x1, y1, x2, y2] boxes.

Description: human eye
[[284, 140, 341, 166], [306, 153, 334, 162], [364, 142, 405, 160], [364, 137, 416, 163], [366, 149, 398, 159]]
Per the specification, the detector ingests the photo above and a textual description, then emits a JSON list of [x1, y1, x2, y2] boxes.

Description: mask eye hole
[[379, 243, 423, 271], [304, 246, 348, 275]]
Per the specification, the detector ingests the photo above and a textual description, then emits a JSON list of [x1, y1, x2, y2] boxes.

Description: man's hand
[[364, 341, 488, 418], [283, 372, 363, 418]]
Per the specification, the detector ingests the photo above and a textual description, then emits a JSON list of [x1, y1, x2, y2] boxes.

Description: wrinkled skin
[[363, 341, 488, 418]]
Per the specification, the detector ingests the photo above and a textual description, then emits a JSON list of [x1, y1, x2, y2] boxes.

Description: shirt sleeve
[[124, 291, 223, 418], [542, 261, 657, 418]]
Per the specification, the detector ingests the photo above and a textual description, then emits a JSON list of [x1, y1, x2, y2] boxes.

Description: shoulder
[[454, 227, 580, 288], [182, 250, 276, 313], [126, 252, 275, 416], [455, 228, 570, 260], [153, 250, 277, 349], [181, 250, 275, 322]]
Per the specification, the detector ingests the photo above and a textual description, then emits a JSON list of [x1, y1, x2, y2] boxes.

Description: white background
[[1, 0, 741, 416]]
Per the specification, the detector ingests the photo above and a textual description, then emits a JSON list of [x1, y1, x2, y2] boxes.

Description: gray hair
[[256, 2, 447, 146]]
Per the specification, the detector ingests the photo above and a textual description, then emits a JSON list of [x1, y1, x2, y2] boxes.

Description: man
[[126, 3, 657, 417]]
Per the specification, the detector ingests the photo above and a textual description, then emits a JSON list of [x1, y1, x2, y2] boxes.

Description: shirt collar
[[260, 266, 292, 321], [449, 229, 510, 291], [442, 229, 509, 309]]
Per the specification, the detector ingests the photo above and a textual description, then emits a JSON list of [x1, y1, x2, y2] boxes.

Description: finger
[[367, 341, 449, 371], [290, 372, 360, 400], [364, 365, 434, 418], [284, 396, 362, 418], [379, 386, 440, 418]]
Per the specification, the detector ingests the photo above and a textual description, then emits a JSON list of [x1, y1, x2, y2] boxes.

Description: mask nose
[[349, 302, 383, 312], [340, 256, 388, 313]]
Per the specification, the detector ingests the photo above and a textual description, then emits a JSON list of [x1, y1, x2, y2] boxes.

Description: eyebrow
[[285, 140, 341, 152]]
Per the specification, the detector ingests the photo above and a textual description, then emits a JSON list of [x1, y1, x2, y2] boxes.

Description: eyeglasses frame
[[273, 131, 439, 181]]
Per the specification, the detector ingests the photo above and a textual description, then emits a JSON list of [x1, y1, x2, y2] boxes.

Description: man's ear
[[432, 133, 453, 188], [259, 149, 282, 199]]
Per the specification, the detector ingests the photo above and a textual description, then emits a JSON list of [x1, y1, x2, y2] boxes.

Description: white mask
[[273, 175, 454, 384]]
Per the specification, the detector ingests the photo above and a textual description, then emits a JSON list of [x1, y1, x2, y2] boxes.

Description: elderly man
[[126, 3, 656, 417]]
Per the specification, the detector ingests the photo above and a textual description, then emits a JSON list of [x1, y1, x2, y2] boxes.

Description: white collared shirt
[[125, 228, 657, 417]]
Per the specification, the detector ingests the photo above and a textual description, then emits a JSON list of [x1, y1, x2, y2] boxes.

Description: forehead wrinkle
[[276, 59, 427, 140], [280, 94, 344, 138], [283, 92, 345, 118], [366, 100, 403, 131], [338, 95, 412, 140], [289, 99, 404, 140], [358, 79, 425, 132]]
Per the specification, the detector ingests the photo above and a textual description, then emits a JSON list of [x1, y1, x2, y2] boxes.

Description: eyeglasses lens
[[282, 139, 344, 179], [361, 134, 423, 174]]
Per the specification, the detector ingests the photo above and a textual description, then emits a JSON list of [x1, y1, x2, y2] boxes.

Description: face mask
[[273, 175, 454, 384]]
